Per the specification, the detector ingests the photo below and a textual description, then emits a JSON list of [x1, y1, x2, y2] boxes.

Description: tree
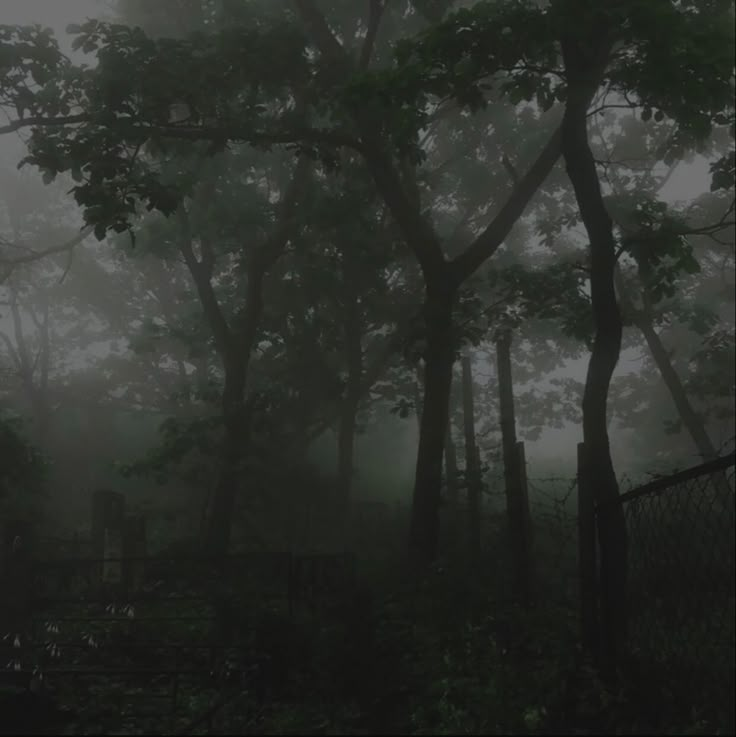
[[609, 160, 734, 464], [0, 409, 46, 520], [293, 0, 566, 565], [553, 0, 733, 663], [460, 352, 482, 563], [1, 0, 732, 568], [0, 2, 561, 564]]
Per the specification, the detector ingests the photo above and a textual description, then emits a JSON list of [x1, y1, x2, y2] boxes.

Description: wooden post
[[577, 442, 599, 656], [516, 441, 535, 596], [123, 515, 146, 595], [91, 490, 125, 591], [496, 332, 534, 601]]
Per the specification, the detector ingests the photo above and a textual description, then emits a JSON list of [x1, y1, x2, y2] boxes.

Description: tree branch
[[0, 227, 92, 267], [176, 205, 234, 359], [236, 155, 312, 357], [1, 113, 363, 154], [450, 126, 563, 284], [0, 114, 87, 135], [252, 155, 312, 275], [292, 0, 448, 282]]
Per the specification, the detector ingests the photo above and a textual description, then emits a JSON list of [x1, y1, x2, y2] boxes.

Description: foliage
[[487, 260, 593, 343], [0, 0, 733, 731], [1, 18, 310, 239], [117, 412, 222, 485], [0, 410, 46, 515]]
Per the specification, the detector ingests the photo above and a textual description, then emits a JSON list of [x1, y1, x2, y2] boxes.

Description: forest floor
[[168, 555, 734, 736]]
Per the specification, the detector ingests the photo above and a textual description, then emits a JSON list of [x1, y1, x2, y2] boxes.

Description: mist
[[1, 1, 734, 734]]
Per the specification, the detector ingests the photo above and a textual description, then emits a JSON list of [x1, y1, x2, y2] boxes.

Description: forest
[[0, 0, 734, 734]]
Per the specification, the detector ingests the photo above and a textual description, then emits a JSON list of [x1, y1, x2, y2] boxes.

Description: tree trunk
[[414, 363, 425, 431], [635, 307, 733, 502], [561, 35, 627, 667], [495, 329, 532, 600], [337, 396, 359, 505], [337, 295, 364, 512], [204, 359, 247, 555], [444, 424, 459, 508], [6, 288, 52, 449], [444, 420, 461, 552], [186, 158, 310, 555], [409, 286, 456, 566], [615, 269, 720, 461], [461, 353, 481, 563], [637, 315, 719, 461]]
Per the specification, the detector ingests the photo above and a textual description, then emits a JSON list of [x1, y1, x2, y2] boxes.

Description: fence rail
[[615, 451, 735, 505], [1, 542, 358, 734]]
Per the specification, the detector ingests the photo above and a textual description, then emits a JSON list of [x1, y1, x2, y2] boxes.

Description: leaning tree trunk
[[615, 269, 720, 461], [562, 35, 627, 668], [635, 309, 734, 503], [461, 353, 482, 564], [495, 329, 533, 601], [409, 285, 456, 566], [637, 314, 719, 461], [628, 292, 732, 508]]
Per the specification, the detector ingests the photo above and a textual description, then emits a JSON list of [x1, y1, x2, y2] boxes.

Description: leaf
[[681, 254, 700, 274]]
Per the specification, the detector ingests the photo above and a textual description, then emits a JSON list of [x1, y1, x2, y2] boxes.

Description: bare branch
[[450, 126, 563, 283], [0, 227, 92, 267], [0, 113, 87, 135], [1, 113, 363, 154]]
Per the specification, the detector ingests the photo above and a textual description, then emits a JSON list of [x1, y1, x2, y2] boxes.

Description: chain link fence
[[618, 452, 735, 728]]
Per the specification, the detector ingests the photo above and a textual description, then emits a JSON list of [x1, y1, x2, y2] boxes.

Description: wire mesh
[[619, 454, 735, 727]]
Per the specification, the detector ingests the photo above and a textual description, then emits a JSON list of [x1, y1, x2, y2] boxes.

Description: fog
[[1, 0, 104, 27], [1, 1, 734, 734], [1, 0, 733, 524]]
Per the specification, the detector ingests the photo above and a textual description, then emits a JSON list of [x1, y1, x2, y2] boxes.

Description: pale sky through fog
[[1, 0, 110, 57], [1, 0, 103, 25], [0, 0, 715, 197]]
